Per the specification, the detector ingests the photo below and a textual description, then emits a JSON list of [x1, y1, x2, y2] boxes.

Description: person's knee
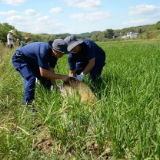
[[90, 71, 101, 81], [28, 75, 35, 81], [25, 75, 36, 89], [23, 76, 36, 105]]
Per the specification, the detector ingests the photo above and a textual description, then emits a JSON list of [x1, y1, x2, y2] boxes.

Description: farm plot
[[0, 40, 160, 159]]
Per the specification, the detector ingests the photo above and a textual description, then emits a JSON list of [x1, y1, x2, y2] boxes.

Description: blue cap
[[64, 35, 83, 51]]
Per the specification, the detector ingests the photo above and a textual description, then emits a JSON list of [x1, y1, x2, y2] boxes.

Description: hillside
[[0, 21, 160, 44]]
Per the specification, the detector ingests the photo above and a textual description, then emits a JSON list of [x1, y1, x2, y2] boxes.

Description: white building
[[121, 32, 138, 39]]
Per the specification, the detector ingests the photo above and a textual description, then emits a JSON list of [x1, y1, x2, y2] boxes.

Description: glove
[[76, 72, 85, 81]]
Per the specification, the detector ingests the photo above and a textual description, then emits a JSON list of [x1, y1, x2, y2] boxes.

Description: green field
[[0, 40, 160, 160]]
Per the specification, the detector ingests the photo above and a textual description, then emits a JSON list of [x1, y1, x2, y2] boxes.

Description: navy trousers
[[12, 53, 51, 104]]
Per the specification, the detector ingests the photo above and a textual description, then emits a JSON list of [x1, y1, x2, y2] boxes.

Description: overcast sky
[[0, 0, 160, 34]]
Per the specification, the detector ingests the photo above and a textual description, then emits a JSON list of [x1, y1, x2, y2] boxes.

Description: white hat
[[9, 30, 13, 34]]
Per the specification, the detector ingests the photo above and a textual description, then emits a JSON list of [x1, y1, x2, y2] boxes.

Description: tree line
[[0, 21, 160, 45]]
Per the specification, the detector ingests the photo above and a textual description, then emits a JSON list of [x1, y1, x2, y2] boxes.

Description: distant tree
[[14, 29, 23, 42], [55, 33, 70, 39], [138, 28, 142, 34], [104, 29, 114, 39], [156, 21, 160, 30], [32, 35, 41, 42], [0, 23, 15, 44], [89, 34, 98, 42], [44, 35, 56, 41]]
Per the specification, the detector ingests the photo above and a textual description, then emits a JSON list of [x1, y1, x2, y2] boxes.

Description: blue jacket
[[13, 41, 57, 70], [68, 39, 106, 71]]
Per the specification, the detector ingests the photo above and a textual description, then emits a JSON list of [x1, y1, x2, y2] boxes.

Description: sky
[[0, 0, 160, 34]]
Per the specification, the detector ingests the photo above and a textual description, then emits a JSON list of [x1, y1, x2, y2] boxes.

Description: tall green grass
[[0, 40, 160, 159]]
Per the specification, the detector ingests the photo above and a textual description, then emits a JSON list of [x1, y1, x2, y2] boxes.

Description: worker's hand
[[61, 75, 70, 82], [76, 73, 85, 81]]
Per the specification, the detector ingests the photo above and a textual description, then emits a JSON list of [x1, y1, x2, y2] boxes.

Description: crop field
[[0, 40, 160, 159]]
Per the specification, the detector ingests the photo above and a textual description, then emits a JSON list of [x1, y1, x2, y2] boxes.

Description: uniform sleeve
[[68, 53, 76, 70], [86, 41, 96, 60]]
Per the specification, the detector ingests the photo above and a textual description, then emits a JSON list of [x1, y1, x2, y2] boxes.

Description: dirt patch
[[32, 125, 53, 151]]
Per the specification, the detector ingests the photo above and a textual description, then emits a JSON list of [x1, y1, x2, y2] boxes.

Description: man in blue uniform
[[12, 39, 70, 105], [64, 35, 106, 84]]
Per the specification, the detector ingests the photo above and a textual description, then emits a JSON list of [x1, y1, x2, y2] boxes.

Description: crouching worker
[[12, 39, 70, 105], [64, 35, 106, 86]]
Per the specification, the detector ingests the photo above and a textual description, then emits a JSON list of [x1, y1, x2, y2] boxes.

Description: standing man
[[7, 30, 14, 48], [12, 39, 70, 105], [64, 35, 106, 85]]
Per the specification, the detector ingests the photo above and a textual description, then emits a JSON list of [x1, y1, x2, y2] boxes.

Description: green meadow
[[0, 40, 160, 160]]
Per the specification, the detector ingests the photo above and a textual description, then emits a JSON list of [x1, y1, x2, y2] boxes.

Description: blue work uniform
[[68, 39, 106, 82], [12, 41, 57, 104]]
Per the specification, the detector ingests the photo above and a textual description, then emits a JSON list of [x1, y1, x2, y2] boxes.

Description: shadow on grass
[[90, 72, 132, 101]]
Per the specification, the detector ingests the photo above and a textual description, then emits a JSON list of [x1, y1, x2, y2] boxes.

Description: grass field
[[0, 40, 160, 160]]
